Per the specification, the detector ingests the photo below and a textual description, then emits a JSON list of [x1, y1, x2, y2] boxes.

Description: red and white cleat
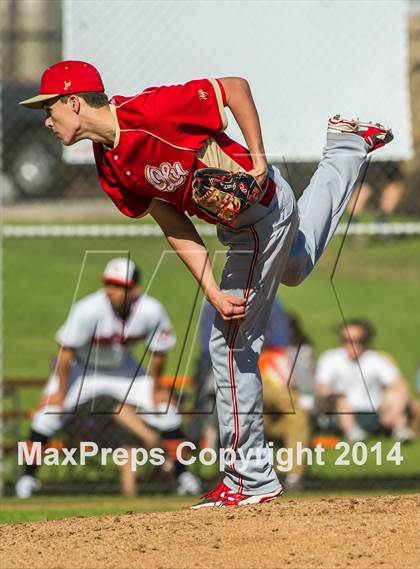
[[191, 480, 283, 509], [327, 115, 393, 153]]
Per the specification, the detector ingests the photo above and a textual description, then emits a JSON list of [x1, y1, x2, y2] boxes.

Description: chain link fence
[[1, 1, 420, 207], [1, 1, 419, 496]]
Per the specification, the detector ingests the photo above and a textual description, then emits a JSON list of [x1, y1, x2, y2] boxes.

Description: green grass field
[[0, 495, 193, 524], [3, 231, 419, 496], [2, 488, 420, 524], [4, 233, 419, 382]]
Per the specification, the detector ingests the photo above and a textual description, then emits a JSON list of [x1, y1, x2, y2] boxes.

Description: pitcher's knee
[[281, 257, 314, 286], [281, 270, 305, 287]]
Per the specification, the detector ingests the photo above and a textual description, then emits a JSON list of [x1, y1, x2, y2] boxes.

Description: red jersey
[[93, 78, 275, 224]]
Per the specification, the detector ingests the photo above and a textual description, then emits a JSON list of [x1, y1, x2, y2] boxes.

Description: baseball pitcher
[[20, 61, 393, 507]]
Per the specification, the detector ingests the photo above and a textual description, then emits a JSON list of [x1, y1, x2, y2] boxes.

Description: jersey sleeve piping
[[119, 128, 195, 151], [208, 78, 228, 131], [115, 90, 156, 109], [109, 104, 121, 148]]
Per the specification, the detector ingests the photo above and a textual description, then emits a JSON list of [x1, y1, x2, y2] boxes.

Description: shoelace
[[202, 480, 228, 501], [202, 481, 244, 506], [221, 492, 245, 506]]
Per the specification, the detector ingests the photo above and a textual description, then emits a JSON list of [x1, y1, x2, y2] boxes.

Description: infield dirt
[[2, 494, 419, 569]]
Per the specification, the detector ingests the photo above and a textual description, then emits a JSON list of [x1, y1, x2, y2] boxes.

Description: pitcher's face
[[43, 97, 81, 146]]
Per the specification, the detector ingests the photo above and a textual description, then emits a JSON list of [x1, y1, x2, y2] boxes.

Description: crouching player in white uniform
[[16, 258, 200, 498]]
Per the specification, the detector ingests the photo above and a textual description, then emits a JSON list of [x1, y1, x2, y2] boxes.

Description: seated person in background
[[316, 318, 414, 443], [346, 161, 405, 222], [260, 311, 314, 492], [16, 258, 200, 498], [286, 313, 316, 415]]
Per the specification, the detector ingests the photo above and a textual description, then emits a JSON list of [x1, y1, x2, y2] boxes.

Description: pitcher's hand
[[207, 289, 246, 321], [248, 160, 268, 189]]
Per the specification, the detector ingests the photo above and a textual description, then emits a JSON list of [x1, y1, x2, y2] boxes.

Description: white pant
[[211, 134, 368, 493], [32, 362, 181, 437]]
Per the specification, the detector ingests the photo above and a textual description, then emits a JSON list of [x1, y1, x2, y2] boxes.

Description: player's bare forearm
[[150, 200, 245, 321], [149, 352, 166, 384], [149, 352, 174, 406], [387, 377, 410, 402], [54, 347, 74, 406], [149, 352, 166, 396], [150, 200, 218, 295], [218, 77, 268, 187]]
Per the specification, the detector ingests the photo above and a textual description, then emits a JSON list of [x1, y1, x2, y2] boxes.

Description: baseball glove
[[191, 168, 263, 225]]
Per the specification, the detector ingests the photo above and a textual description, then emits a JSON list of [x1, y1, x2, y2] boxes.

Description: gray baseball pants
[[210, 133, 368, 494]]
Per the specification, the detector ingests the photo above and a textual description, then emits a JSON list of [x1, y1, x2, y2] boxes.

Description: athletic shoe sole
[[327, 115, 393, 137], [327, 115, 393, 151], [327, 115, 359, 134]]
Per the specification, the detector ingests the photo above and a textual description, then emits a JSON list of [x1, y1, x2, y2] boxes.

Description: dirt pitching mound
[[2, 495, 419, 569]]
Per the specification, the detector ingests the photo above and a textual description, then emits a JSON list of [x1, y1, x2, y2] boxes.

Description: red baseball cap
[[19, 60, 105, 109]]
